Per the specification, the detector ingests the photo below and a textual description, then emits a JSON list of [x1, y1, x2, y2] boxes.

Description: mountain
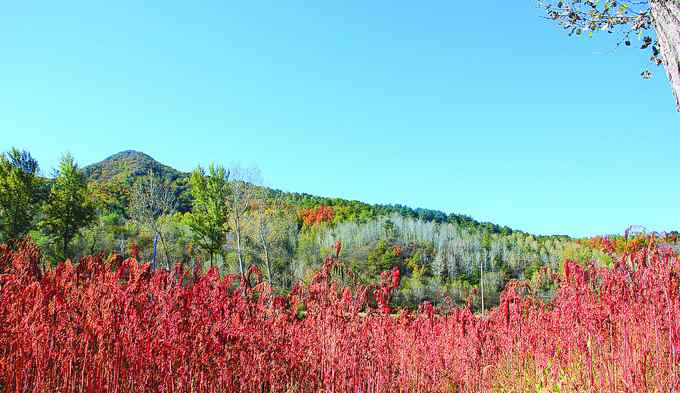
[[81, 150, 561, 237], [83, 150, 185, 185]]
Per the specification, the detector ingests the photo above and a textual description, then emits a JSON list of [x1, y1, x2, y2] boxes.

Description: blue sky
[[1, 1, 678, 237]]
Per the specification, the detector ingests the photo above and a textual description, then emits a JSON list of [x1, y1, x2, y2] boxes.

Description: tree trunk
[[480, 256, 484, 314], [158, 231, 172, 269], [151, 233, 158, 270], [260, 230, 272, 286], [235, 214, 244, 275], [651, 0, 680, 111]]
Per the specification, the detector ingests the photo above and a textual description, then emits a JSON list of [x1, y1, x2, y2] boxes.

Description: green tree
[[0, 148, 43, 242], [247, 194, 298, 287], [187, 164, 231, 267], [41, 154, 95, 260], [367, 240, 399, 277]]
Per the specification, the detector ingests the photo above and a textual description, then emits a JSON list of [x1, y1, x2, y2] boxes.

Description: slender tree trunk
[[235, 214, 244, 274], [158, 231, 172, 269], [480, 256, 484, 314], [260, 230, 272, 286], [651, 0, 680, 111], [149, 221, 169, 269]]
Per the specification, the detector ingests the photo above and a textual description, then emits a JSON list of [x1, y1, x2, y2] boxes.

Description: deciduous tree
[[539, 0, 680, 111], [129, 170, 176, 268], [228, 164, 261, 274], [248, 194, 298, 287], [0, 148, 43, 242]]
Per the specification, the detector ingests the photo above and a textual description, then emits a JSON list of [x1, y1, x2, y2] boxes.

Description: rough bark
[[651, 0, 680, 111]]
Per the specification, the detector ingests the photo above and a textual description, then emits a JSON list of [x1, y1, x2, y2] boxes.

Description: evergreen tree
[[187, 164, 231, 266], [41, 154, 95, 259]]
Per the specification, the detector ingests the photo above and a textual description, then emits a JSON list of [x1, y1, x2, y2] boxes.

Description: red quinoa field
[[1, 239, 678, 392]]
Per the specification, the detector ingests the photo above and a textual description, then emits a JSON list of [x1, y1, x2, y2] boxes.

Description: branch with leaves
[[539, 0, 680, 111]]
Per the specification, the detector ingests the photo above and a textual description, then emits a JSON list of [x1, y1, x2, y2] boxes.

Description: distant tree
[[383, 219, 397, 239], [248, 194, 298, 287], [300, 205, 335, 226], [367, 240, 400, 277], [539, 0, 680, 111], [129, 170, 176, 268], [228, 165, 261, 275], [82, 181, 127, 256], [0, 148, 43, 242], [41, 154, 95, 260], [187, 164, 231, 267]]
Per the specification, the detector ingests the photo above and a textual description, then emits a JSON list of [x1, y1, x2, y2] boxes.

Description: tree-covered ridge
[[284, 192, 520, 234], [81, 150, 547, 237], [83, 150, 548, 234]]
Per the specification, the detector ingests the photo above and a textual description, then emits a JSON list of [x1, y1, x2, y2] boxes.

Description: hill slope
[[82, 150, 560, 237], [83, 150, 185, 185]]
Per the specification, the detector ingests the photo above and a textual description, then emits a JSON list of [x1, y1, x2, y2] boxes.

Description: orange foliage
[[299, 205, 335, 226]]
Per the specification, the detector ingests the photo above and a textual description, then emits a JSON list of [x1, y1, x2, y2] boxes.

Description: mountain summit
[[83, 150, 184, 184]]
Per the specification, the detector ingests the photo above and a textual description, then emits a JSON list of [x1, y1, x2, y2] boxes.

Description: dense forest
[[1, 148, 676, 309]]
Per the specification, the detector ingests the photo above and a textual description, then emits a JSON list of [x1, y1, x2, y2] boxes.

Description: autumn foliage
[[299, 205, 334, 226], [1, 239, 679, 392]]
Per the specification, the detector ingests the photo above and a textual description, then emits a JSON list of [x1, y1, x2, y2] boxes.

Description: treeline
[[283, 192, 521, 235], [0, 148, 621, 309], [0, 149, 304, 289], [299, 213, 612, 309]]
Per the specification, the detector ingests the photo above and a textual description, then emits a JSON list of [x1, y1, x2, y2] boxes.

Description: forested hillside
[[83, 151, 523, 234], [83, 150, 184, 184], [2, 148, 673, 309]]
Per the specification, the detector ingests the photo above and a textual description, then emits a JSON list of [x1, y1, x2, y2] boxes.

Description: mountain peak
[[84, 150, 183, 184], [103, 150, 154, 162]]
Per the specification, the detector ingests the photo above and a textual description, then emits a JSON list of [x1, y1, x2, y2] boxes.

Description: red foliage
[[1, 239, 679, 392], [299, 205, 334, 226], [578, 231, 667, 255]]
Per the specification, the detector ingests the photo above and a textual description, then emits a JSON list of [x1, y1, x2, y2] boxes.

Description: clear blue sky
[[2, 1, 678, 237]]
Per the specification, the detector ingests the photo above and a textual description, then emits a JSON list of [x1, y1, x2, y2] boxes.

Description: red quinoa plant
[[0, 237, 678, 392]]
